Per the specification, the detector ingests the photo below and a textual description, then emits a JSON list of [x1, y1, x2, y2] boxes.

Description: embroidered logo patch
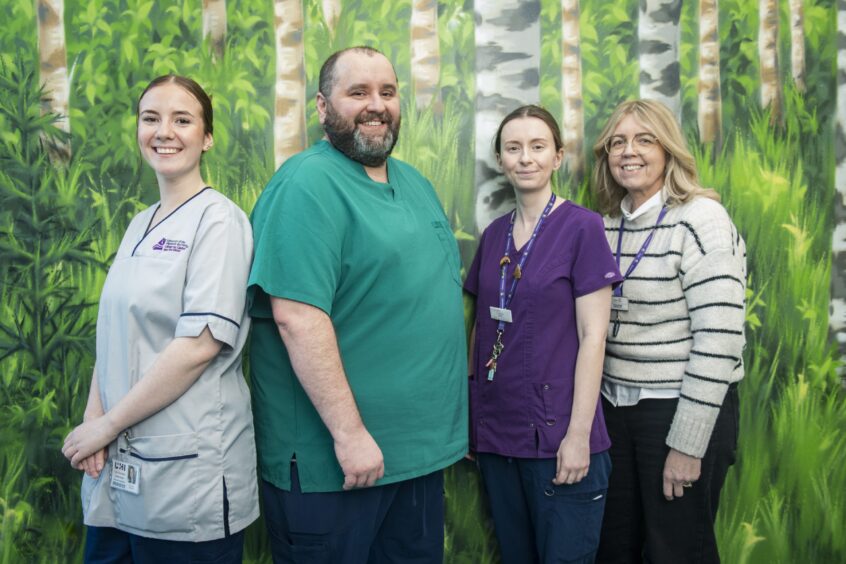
[[152, 238, 189, 252], [605, 272, 616, 279]]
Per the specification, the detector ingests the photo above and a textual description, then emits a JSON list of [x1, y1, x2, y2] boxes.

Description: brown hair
[[493, 105, 563, 157], [591, 99, 718, 216], [137, 75, 213, 135], [318, 46, 396, 97]]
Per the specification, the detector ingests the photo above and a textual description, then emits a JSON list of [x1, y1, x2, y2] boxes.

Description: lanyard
[[486, 193, 556, 381], [614, 205, 668, 295], [611, 205, 668, 336]]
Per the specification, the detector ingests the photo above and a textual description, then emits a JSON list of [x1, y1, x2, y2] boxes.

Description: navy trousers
[[477, 451, 612, 564], [596, 384, 739, 564], [84, 527, 244, 564], [261, 463, 445, 564]]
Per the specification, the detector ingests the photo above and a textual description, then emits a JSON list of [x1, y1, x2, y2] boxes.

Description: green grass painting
[[0, 0, 844, 562]]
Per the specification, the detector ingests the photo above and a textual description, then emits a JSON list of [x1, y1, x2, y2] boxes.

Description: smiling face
[[607, 114, 666, 202], [317, 50, 401, 167], [137, 82, 211, 183], [497, 116, 564, 194]]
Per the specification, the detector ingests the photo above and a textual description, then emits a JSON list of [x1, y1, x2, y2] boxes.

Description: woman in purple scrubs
[[464, 105, 623, 564]]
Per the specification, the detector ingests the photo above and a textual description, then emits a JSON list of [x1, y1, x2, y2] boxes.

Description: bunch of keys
[[485, 330, 504, 381]]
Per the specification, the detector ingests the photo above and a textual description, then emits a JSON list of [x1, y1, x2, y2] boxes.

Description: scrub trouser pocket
[[477, 451, 611, 564]]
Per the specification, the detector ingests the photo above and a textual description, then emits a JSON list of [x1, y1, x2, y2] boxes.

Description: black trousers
[[596, 385, 739, 564]]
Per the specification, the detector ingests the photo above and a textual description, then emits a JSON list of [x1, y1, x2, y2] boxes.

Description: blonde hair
[[591, 99, 719, 217]]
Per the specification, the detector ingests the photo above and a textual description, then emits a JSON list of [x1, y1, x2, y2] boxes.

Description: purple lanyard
[[497, 193, 556, 330], [614, 205, 669, 296], [486, 193, 556, 382]]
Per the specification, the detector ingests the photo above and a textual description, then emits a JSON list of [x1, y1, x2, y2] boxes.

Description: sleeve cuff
[[175, 313, 240, 348], [665, 404, 720, 458]]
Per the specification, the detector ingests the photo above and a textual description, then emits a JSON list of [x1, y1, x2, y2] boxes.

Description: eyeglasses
[[604, 133, 660, 156]]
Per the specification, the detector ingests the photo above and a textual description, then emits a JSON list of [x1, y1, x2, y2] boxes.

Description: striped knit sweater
[[603, 196, 746, 458]]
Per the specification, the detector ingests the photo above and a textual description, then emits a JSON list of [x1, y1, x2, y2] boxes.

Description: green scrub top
[[248, 141, 468, 493]]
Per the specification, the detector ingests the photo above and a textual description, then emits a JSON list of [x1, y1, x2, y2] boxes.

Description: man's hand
[[334, 427, 384, 490], [553, 432, 590, 485], [662, 448, 701, 500], [62, 414, 117, 469]]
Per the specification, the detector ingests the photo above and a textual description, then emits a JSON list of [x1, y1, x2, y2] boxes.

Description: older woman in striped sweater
[[592, 99, 746, 564]]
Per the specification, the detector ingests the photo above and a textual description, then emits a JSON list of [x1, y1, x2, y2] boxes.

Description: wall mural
[[0, 0, 844, 561]]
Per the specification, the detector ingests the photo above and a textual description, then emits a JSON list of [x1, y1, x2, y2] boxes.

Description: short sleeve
[[571, 212, 623, 297], [248, 176, 344, 317], [175, 201, 253, 348], [463, 228, 488, 296]]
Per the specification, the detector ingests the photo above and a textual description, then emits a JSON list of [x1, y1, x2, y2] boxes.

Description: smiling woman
[[61, 75, 258, 563], [464, 105, 622, 563]]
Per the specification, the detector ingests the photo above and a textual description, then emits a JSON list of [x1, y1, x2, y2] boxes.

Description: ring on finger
[[682, 481, 693, 488]]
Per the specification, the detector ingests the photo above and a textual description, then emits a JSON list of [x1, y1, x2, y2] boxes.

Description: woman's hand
[[62, 414, 117, 470], [554, 432, 590, 485], [79, 449, 109, 479], [662, 448, 701, 500]]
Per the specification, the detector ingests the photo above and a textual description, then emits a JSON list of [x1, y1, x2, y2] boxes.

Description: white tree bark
[[758, 0, 782, 122], [36, 0, 71, 161], [203, 0, 227, 60], [698, 0, 722, 148], [638, 0, 682, 121], [789, 0, 806, 93], [323, 0, 341, 35], [411, 0, 440, 110], [274, 0, 307, 168], [561, 0, 585, 180], [474, 0, 542, 232], [831, 0, 846, 378]]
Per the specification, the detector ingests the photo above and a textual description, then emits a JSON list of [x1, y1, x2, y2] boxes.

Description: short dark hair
[[137, 75, 214, 135], [493, 105, 563, 157], [318, 46, 393, 97]]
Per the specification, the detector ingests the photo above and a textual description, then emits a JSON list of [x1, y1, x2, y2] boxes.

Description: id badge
[[611, 296, 629, 312], [110, 459, 140, 495], [489, 307, 513, 323]]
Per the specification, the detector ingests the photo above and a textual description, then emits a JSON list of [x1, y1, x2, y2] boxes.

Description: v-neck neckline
[[131, 187, 211, 256]]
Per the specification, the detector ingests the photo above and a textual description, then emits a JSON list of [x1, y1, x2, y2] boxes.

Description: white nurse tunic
[[81, 187, 259, 541]]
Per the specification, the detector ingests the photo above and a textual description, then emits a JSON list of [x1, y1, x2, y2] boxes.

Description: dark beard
[[323, 102, 400, 167]]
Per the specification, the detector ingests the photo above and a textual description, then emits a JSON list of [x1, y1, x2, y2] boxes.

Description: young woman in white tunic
[[62, 75, 258, 562]]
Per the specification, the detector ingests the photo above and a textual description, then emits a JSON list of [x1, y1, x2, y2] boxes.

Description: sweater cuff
[[665, 405, 719, 458]]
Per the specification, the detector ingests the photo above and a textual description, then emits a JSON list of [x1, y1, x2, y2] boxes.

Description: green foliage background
[[0, 0, 843, 562]]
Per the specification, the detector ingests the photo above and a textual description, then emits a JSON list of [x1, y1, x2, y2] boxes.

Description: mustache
[[356, 111, 392, 125]]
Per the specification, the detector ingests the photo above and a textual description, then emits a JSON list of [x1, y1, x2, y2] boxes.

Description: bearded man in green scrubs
[[247, 46, 468, 563]]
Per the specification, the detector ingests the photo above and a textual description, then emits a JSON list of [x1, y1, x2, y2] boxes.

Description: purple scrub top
[[464, 201, 623, 458]]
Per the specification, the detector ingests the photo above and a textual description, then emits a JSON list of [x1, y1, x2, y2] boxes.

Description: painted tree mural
[[833, 0, 846, 374], [638, 0, 682, 120], [473, 0, 541, 232], [789, 0, 806, 93], [35, 0, 70, 161], [273, 0, 307, 168], [202, 0, 227, 60], [410, 0, 440, 110], [698, 0, 722, 148], [561, 0, 585, 179], [323, 0, 341, 35], [1, 1, 845, 562], [759, 0, 782, 123]]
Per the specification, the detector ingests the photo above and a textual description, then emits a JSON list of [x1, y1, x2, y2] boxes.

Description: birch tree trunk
[[474, 0, 541, 232], [789, 0, 806, 93], [698, 0, 722, 149], [323, 0, 341, 35], [411, 0, 440, 111], [274, 0, 307, 168], [758, 0, 782, 123], [831, 0, 846, 380], [203, 0, 227, 60], [36, 0, 71, 162], [638, 0, 682, 121], [561, 0, 585, 180]]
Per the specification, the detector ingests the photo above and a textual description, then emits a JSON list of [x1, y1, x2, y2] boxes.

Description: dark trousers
[[596, 385, 739, 564], [477, 452, 612, 564], [84, 527, 244, 564], [261, 463, 445, 564]]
